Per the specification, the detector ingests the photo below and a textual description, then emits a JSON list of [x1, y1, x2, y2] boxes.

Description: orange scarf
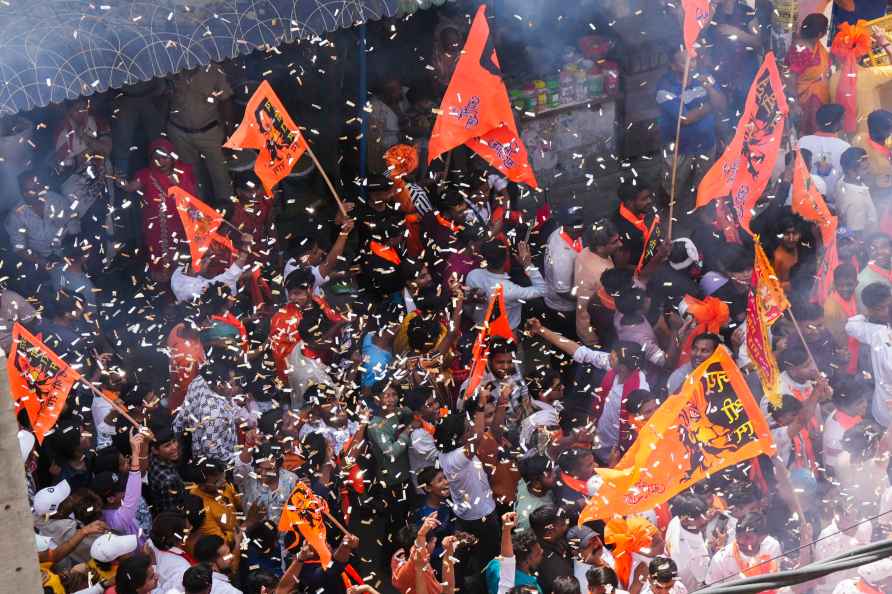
[[605, 516, 657, 588], [619, 204, 659, 272], [560, 229, 582, 253], [370, 240, 401, 266], [868, 262, 892, 282], [857, 579, 884, 594], [560, 472, 589, 496], [831, 291, 861, 374], [596, 286, 616, 311], [834, 409, 863, 431], [679, 295, 730, 365], [731, 540, 778, 578], [435, 213, 461, 233]]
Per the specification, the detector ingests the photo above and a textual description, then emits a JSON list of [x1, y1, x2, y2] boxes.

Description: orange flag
[[752, 238, 790, 325], [791, 149, 839, 303], [746, 239, 789, 408], [7, 323, 82, 443], [696, 53, 788, 232], [278, 482, 332, 567], [224, 80, 310, 196], [682, 0, 711, 56], [464, 284, 514, 399], [428, 5, 537, 187], [170, 186, 236, 272], [579, 346, 774, 523]]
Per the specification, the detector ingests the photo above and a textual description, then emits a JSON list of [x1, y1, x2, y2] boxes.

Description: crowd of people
[[12, 2, 892, 594]]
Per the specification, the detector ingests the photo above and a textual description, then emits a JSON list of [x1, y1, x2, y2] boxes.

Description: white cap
[[35, 533, 54, 553], [859, 559, 892, 584], [90, 533, 138, 563], [18, 430, 35, 462], [32, 480, 70, 516], [669, 238, 701, 271]]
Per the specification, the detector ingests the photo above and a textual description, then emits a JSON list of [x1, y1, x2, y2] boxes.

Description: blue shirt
[[361, 332, 393, 388], [484, 557, 542, 594], [656, 71, 716, 155], [835, 0, 886, 24]]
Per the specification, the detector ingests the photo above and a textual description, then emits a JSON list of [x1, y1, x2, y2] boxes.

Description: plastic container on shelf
[[602, 61, 620, 95], [589, 72, 605, 97], [560, 66, 577, 104], [574, 69, 588, 101], [546, 79, 561, 108], [533, 80, 548, 110]]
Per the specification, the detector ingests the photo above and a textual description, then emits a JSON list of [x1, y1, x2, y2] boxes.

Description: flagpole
[[79, 379, 142, 430], [667, 53, 692, 242], [322, 509, 351, 535], [439, 149, 454, 193], [787, 309, 818, 367], [303, 144, 349, 219]]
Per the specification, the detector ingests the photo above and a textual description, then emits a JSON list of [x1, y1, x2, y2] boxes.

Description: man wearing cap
[[568, 524, 615, 592], [541, 208, 585, 340], [645, 238, 703, 319], [87, 532, 139, 586], [93, 431, 148, 544], [833, 558, 892, 594]]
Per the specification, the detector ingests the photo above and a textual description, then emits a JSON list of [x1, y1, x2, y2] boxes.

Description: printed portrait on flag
[[279, 481, 331, 567], [580, 347, 773, 522], [225, 80, 309, 196], [8, 324, 82, 442]]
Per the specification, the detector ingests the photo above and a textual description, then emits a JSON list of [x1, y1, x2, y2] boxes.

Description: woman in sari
[[124, 138, 197, 282], [786, 14, 831, 135]]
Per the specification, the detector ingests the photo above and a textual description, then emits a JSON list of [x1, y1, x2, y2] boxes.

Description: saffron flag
[[696, 53, 788, 232], [752, 238, 790, 325], [170, 186, 236, 272], [464, 284, 513, 399], [278, 482, 332, 567], [224, 80, 310, 196], [579, 347, 774, 523], [682, 0, 711, 56], [428, 5, 537, 187], [791, 149, 839, 303], [7, 323, 82, 443], [746, 239, 789, 408]]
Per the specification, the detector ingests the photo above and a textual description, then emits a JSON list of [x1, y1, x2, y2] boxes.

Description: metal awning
[[0, 0, 442, 116]]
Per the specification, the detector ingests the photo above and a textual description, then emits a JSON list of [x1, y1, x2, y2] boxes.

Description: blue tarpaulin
[[0, 0, 441, 115]]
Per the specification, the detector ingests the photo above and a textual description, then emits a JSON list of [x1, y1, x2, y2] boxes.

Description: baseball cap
[[32, 480, 71, 516], [566, 526, 599, 551], [860, 559, 892, 584], [90, 533, 138, 563], [18, 430, 35, 462]]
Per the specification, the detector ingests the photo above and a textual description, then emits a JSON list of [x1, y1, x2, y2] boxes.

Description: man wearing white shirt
[[170, 249, 248, 303], [799, 104, 850, 200], [814, 496, 872, 594], [542, 210, 586, 337], [705, 512, 781, 585], [665, 493, 710, 591], [466, 239, 546, 330], [640, 557, 689, 594], [846, 283, 892, 427], [567, 525, 615, 593]]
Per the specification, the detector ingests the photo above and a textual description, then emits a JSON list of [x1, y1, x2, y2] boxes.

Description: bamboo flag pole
[[667, 53, 692, 242], [304, 145, 349, 219]]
